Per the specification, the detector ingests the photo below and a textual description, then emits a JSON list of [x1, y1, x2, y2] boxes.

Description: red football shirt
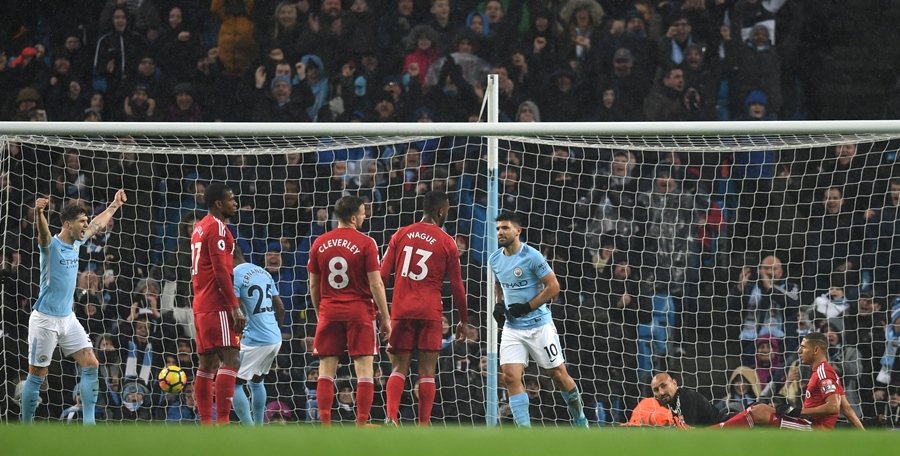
[[191, 214, 238, 313], [380, 222, 467, 322], [308, 227, 380, 321], [804, 360, 845, 429]]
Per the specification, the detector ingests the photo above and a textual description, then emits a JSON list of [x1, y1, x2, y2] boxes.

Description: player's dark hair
[[334, 195, 365, 223], [59, 203, 88, 223], [496, 211, 524, 227], [204, 182, 232, 206], [423, 191, 449, 216], [804, 332, 829, 350]]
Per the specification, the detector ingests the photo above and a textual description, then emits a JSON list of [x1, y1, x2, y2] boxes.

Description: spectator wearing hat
[[595, 47, 649, 120], [298, 54, 329, 121], [403, 25, 442, 89], [165, 83, 203, 122], [118, 83, 157, 121], [723, 22, 782, 119], [539, 66, 586, 122], [8, 86, 43, 121], [251, 74, 312, 122], [423, 58, 477, 122], [10, 46, 47, 90]]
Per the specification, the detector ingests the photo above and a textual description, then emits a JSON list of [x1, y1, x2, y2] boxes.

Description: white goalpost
[[2, 84, 900, 426]]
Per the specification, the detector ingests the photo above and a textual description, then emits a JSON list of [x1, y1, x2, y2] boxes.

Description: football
[[158, 365, 188, 393]]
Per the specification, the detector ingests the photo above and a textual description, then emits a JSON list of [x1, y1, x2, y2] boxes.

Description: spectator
[[753, 336, 784, 396], [820, 319, 863, 417], [732, 255, 802, 358], [259, 2, 303, 62], [120, 381, 152, 421], [165, 383, 197, 422], [7, 86, 43, 121], [252, 75, 312, 122], [803, 186, 865, 294], [716, 365, 761, 415], [402, 25, 442, 89], [118, 83, 157, 121], [157, 6, 203, 85], [657, 10, 702, 69], [165, 83, 203, 122], [878, 303, 900, 386], [93, 8, 147, 93], [211, 0, 257, 77], [844, 292, 887, 419], [559, 0, 605, 72], [376, 0, 419, 72], [726, 23, 782, 119], [642, 65, 688, 121]]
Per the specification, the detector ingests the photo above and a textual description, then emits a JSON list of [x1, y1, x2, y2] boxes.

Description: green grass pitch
[[0, 425, 895, 456]]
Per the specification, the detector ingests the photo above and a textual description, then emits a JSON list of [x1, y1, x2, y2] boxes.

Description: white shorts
[[27, 311, 92, 367], [500, 324, 565, 370], [238, 343, 281, 381]]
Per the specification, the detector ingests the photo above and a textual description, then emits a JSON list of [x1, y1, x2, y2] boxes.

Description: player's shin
[[418, 376, 436, 426], [215, 368, 238, 425], [385, 372, 406, 422], [232, 381, 254, 425], [318, 375, 335, 425], [356, 377, 375, 425], [561, 386, 588, 428], [250, 381, 267, 425], [509, 392, 532, 428], [79, 367, 99, 425], [194, 370, 216, 425], [21, 374, 45, 423]]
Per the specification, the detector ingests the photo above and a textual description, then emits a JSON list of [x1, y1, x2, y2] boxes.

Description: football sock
[[356, 377, 374, 425], [195, 370, 215, 425], [232, 382, 253, 425], [21, 374, 45, 423], [215, 368, 238, 425], [418, 376, 436, 426], [250, 381, 267, 425], [79, 367, 99, 425], [720, 408, 753, 428], [385, 372, 406, 422], [561, 386, 588, 427], [317, 375, 335, 425], [509, 392, 531, 428]]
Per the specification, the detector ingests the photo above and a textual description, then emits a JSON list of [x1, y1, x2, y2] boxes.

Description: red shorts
[[194, 310, 240, 354], [313, 318, 377, 357], [388, 319, 442, 353]]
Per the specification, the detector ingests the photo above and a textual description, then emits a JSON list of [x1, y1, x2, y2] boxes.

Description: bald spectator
[[731, 255, 802, 360]]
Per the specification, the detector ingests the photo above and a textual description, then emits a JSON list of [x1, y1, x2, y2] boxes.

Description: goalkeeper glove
[[492, 302, 507, 327], [507, 302, 533, 318], [775, 402, 802, 418]]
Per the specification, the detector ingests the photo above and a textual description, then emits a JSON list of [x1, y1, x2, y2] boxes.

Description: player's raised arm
[[82, 189, 126, 241], [34, 198, 52, 247], [367, 270, 391, 340]]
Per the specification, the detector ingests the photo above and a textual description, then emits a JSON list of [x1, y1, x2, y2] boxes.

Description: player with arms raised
[[308, 196, 391, 426], [21, 190, 127, 424], [718, 332, 864, 430], [191, 183, 246, 426], [231, 246, 285, 426], [489, 211, 589, 428], [380, 191, 468, 426]]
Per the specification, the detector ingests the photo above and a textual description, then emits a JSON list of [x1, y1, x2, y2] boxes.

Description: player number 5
[[328, 256, 350, 289], [400, 246, 432, 281]]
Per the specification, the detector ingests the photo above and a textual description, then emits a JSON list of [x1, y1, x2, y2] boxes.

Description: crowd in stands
[[0, 0, 842, 124], [2, 1, 900, 429]]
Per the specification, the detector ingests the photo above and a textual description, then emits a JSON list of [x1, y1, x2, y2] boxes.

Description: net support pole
[[485, 74, 500, 427]]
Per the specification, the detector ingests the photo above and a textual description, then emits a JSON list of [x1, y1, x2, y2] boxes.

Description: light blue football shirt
[[234, 263, 282, 346], [488, 242, 553, 330], [33, 236, 82, 317]]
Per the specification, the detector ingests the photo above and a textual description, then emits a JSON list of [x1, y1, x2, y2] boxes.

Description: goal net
[[2, 122, 900, 428]]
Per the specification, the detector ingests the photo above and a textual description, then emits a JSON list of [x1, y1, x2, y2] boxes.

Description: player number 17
[[190, 242, 202, 276]]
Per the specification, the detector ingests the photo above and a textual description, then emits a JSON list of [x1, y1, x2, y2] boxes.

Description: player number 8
[[328, 256, 350, 289]]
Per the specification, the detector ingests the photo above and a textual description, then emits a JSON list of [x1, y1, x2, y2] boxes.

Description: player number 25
[[400, 246, 433, 281]]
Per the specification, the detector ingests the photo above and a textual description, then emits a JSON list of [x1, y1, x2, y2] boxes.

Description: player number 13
[[400, 246, 433, 281]]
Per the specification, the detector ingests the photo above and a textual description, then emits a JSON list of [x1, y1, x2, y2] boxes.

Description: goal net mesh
[[2, 131, 899, 426]]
